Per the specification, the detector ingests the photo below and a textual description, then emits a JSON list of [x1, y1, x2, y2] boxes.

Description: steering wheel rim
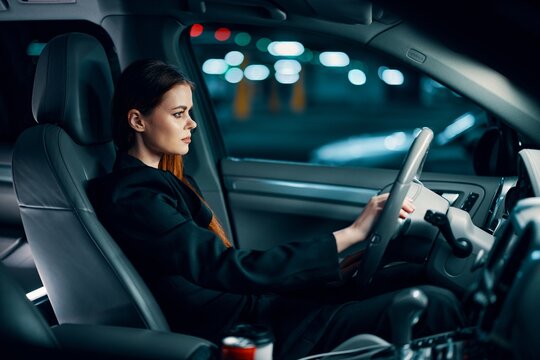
[[356, 127, 434, 289]]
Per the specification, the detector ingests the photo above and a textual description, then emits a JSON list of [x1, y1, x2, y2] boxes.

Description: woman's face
[[137, 83, 197, 157]]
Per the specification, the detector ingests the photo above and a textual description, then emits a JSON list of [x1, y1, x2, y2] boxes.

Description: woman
[[89, 59, 464, 359]]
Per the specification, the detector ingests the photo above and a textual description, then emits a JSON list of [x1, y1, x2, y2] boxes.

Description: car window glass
[[190, 24, 487, 175]]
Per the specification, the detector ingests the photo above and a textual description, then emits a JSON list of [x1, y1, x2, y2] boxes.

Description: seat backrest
[[11, 32, 169, 331]]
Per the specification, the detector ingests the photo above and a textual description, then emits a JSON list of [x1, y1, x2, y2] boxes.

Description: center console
[[387, 198, 540, 360], [322, 198, 540, 360]]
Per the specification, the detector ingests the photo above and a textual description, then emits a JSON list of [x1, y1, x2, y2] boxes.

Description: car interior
[[1, 0, 540, 359]]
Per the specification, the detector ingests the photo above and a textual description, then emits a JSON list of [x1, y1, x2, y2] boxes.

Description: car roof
[[1, 0, 537, 78]]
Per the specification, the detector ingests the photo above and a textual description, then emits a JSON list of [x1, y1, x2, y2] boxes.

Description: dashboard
[[466, 149, 540, 357], [471, 196, 540, 358], [505, 149, 540, 210], [424, 148, 540, 294], [482, 149, 540, 237]]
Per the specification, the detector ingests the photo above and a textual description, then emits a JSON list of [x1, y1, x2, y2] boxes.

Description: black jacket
[[88, 153, 345, 358]]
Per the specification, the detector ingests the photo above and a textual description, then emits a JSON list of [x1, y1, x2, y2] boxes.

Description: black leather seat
[[0, 143, 43, 295], [11, 32, 214, 356], [0, 262, 216, 359]]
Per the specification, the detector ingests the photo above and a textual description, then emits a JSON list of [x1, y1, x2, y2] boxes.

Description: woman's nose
[[186, 117, 197, 130]]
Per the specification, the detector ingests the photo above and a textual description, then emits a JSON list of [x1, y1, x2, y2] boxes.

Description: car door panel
[[220, 158, 504, 250]]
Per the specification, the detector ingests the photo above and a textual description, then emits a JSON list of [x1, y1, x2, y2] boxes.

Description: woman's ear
[[127, 109, 145, 133]]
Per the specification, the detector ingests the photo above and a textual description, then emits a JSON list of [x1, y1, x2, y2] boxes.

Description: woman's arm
[[106, 187, 342, 294], [333, 193, 415, 253], [102, 180, 413, 295]]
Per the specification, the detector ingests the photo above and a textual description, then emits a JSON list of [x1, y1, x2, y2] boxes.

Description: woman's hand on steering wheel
[[333, 194, 415, 253]]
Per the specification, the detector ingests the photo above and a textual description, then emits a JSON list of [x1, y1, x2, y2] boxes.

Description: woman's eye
[[173, 112, 184, 118]]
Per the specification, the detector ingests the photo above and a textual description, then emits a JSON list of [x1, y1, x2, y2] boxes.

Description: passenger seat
[[0, 261, 217, 359], [0, 141, 55, 324], [0, 142, 42, 293]]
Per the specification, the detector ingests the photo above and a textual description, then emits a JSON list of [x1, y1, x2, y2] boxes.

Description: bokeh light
[[225, 68, 244, 83], [215, 27, 231, 41], [190, 24, 204, 37]]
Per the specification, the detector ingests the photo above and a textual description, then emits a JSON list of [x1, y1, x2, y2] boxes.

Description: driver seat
[[11, 32, 185, 335]]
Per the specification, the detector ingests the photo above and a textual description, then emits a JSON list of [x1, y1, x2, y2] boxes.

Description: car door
[[180, 22, 508, 254]]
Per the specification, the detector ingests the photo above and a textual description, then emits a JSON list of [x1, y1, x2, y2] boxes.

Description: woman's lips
[[182, 137, 191, 144]]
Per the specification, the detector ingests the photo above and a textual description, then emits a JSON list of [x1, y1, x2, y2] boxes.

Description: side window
[[190, 24, 487, 175]]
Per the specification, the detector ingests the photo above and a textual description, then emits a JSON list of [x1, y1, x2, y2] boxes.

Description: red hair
[[159, 153, 232, 248]]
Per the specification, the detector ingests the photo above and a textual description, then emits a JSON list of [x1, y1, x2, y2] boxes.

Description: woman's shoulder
[[88, 155, 174, 204], [92, 166, 172, 195]]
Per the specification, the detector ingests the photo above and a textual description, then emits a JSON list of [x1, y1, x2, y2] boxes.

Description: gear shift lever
[[388, 288, 428, 358]]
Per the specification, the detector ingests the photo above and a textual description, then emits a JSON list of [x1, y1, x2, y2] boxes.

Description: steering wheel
[[356, 127, 434, 289]]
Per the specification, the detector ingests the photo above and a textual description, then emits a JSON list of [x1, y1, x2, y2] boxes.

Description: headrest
[[32, 33, 114, 145]]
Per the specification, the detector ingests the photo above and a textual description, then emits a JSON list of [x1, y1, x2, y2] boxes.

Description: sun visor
[[305, 0, 374, 24]]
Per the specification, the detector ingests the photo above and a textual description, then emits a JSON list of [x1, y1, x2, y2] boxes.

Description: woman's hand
[[339, 250, 365, 278], [333, 193, 415, 253]]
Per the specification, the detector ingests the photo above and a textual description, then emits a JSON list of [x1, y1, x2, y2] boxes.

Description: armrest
[[52, 324, 217, 360]]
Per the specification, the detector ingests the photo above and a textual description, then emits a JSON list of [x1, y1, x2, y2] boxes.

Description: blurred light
[[215, 27, 231, 41], [377, 66, 388, 78], [275, 73, 299, 84], [531, 251, 540, 261], [225, 51, 244, 66], [384, 132, 407, 150], [274, 59, 301, 75], [244, 65, 270, 81], [225, 68, 244, 83], [202, 59, 228, 75], [319, 52, 350, 67], [430, 79, 444, 88], [235, 32, 251, 46], [421, 77, 445, 93], [26, 42, 46, 56], [26, 286, 47, 301], [256, 38, 271, 52], [268, 41, 305, 56], [313, 132, 414, 162], [190, 24, 204, 37], [436, 113, 476, 145], [380, 68, 405, 85], [348, 69, 366, 85]]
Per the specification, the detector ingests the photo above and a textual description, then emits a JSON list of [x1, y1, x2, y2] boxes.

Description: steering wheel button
[[370, 234, 381, 243]]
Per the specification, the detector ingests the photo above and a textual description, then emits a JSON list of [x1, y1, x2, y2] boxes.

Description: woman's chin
[[175, 145, 190, 156]]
